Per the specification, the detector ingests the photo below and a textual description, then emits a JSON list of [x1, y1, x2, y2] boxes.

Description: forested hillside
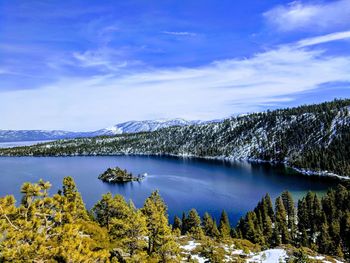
[[1, 99, 350, 177], [0, 177, 348, 262]]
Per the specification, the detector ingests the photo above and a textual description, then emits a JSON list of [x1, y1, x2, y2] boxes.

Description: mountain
[[2, 99, 350, 178], [0, 130, 80, 143], [0, 119, 200, 142], [90, 118, 202, 136]]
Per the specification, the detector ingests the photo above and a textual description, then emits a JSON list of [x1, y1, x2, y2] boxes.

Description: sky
[[1, 0, 350, 131]]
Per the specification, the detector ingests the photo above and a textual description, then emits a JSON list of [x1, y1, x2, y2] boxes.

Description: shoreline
[[0, 150, 348, 181]]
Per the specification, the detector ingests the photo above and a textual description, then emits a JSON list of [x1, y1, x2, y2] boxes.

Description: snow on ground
[[180, 240, 206, 262], [180, 240, 200, 251], [247, 249, 287, 263], [180, 240, 343, 263]]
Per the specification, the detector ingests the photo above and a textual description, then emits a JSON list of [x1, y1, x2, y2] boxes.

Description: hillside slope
[[1, 99, 350, 177]]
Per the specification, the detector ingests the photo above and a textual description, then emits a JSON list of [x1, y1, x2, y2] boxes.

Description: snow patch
[[248, 249, 287, 263]]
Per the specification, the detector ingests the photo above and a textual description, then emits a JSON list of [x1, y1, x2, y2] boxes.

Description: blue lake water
[[0, 156, 339, 224]]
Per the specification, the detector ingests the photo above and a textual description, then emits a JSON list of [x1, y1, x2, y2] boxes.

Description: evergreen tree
[[211, 221, 220, 239], [92, 192, 115, 230], [0, 178, 110, 262], [264, 193, 275, 221], [186, 209, 203, 239], [122, 202, 148, 259], [173, 215, 182, 231], [181, 211, 188, 235], [218, 210, 231, 239], [262, 214, 273, 245], [202, 212, 219, 238], [275, 196, 290, 244], [142, 191, 179, 261], [62, 176, 89, 221], [281, 191, 296, 240], [202, 212, 214, 236], [317, 221, 331, 254]]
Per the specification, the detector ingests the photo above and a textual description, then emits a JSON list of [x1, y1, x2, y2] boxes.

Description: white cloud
[[73, 51, 124, 70], [264, 0, 350, 31], [296, 30, 350, 47], [72, 48, 139, 71], [1, 34, 350, 130], [162, 31, 197, 36]]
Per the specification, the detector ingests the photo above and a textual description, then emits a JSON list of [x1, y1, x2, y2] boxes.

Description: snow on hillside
[[179, 239, 343, 263], [247, 249, 287, 263], [95, 118, 202, 135]]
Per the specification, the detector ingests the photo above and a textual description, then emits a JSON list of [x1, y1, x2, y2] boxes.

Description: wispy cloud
[[296, 30, 350, 47], [72, 48, 129, 71], [46, 47, 143, 73], [264, 0, 350, 32], [1, 32, 350, 130], [162, 31, 197, 37]]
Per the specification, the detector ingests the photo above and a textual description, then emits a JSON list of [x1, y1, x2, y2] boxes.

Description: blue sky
[[1, 0, 350, 130]]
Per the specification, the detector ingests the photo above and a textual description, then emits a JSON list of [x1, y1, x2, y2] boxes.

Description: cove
[[0, 155, 339, 224]]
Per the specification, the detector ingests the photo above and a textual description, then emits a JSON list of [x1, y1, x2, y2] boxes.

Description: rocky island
[[98, 167, 145, 183]]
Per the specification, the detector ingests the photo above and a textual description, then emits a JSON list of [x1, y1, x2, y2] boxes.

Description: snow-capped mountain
[[93, 119, 202, 136], [0, 119, 202, 142], [0, 130, 80, 143]]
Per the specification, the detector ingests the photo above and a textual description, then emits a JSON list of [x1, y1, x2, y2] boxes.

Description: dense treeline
[[173, 185, 350, 260], [0, 177, 348, 261], [235, 185, 350, 259], [1, 99, 350, 177]]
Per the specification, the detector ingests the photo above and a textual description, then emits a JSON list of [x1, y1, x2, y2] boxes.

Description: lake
[[0, 155, 339, 224]]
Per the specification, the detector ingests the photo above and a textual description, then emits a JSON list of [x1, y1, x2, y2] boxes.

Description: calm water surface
[[0, 156, 339, 224]]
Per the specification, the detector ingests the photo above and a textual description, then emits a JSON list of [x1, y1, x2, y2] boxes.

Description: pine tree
[[264, 193, 275, 222], [311, 194, 322, 235], [62, 176, 89, 221], [108, 195, 134, 244], [275, 196, 290, 244], [173, 215, 182, 231], [318, 221, 331, 254], [211, 221, 220, 239], [142, 191, 179, 261], [181, 211, 188, 235], [92, 192, 115, 230], [262, 215, 273, 246], [244, 211, 265, 245], [186, 209, 203, 239], [202, 212, 214, 236], [219, 210, 231, 239], [281, 191, 296, 241], [122, 202, 148, 259], [0, 179, 110, 262]]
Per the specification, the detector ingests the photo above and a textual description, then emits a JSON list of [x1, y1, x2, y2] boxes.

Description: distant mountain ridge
[[91, 119, 203, 136], [0, 119, 202, 142], [0, 130, 79, 143]]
